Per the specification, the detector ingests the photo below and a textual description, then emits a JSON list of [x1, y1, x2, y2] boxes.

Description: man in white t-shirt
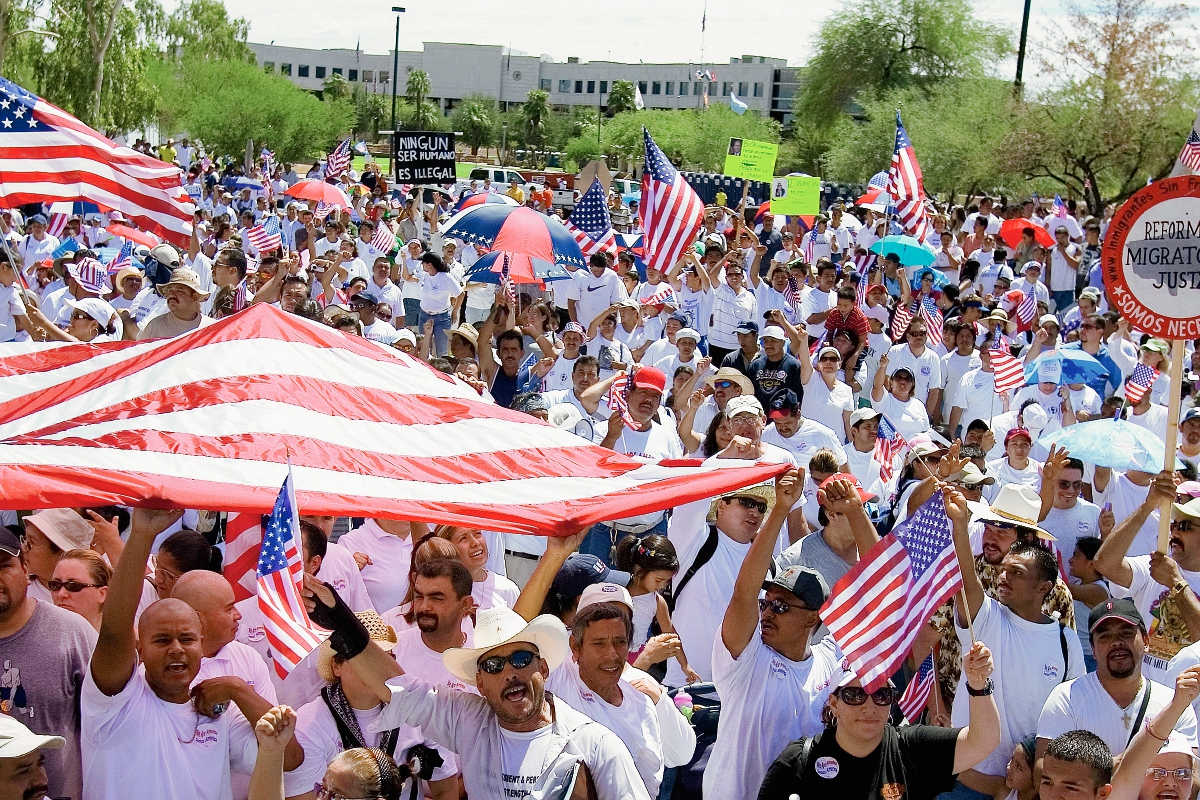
[[841, 408, 893, 518], [1094, 478, 1200, 683], [761, 389, 848, 471], [946, 488, 1084, 797], [82, 508, 302, 800], [337, 518, 414, 613], [1039, 451, 1102, 568], [1046, 227, 1081, 311], [704, 470, 848, 800], [940, 322, 982, 422], [569, 253, 627, 329], [1037, 598, 1199, 758]]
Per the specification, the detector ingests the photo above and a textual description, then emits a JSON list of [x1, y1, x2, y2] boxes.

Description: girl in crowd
[[50, 549, 110, 631], [615, 534, 702, 684], [435, 525, 520, 613]]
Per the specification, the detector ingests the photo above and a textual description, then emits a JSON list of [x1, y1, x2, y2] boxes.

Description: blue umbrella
[[464, 251, 572, 284], [440, 204, 586, 270], [869, 234, 936, 267], [1038, 419, 1181, 472], [910, 266, 948, 291], [224, 176, 264, 192], [1023, 350, 1108, 387]]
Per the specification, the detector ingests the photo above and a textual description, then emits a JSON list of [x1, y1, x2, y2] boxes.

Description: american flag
[[1053, 194, 1067, 218], [784, 273, 802, 313], [500, 252, 518, 306], [1180, 128, 1200, 174], [47, 212, 69, 238], [232, 279, 251, 313], [224, 511, 263, 603], [919, 297, 943, 346], [855, 274, 869, 308], [314, 202, 335, 221], [899, 650, 937, 722], [990, 347, 1026, 394], [200, 156, 213, 172], [257, 466, 326, 678], [803, 227, 818, 264], [370, 221, 396, 254], [565, 178, 618, 257], [641, 284, 677, 308], [247, 215, 282, 253], [0, 76, 194, 246], [639, 128, 705, 273], [852, 251, 877, 274], [1015, 289, 1037, 332], [608, 366, 639, 429], [105, 239, 133, 275], [1126, 362, 1159, 404], [326, 138, 352, 178], [875, 414, 907, 484], [821, 493, 962, 691], [891, 299, 918, 341], [887, 111, 933, 241]]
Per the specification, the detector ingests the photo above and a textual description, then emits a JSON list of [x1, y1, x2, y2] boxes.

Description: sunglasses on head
[[47, 579, 101, 592], [759, 597, 805, 615], [837, 685, 895, 706], [478, 649, 539, 675], [733, 496, 768, 513]]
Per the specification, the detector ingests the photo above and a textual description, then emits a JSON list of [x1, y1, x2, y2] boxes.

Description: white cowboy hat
[[442, 606, 569, 686], [967, 484, 1055, 540]]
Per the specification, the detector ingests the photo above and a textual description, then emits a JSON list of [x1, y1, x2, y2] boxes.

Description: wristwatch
[[1171, 580, 1190, 598], [966, 678, 994, 697]]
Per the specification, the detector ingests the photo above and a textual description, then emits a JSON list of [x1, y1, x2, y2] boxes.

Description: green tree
[[521, 89, 551, 164], [402, 68, 440, 130], [797, 0, 1011, 126], [322, 73, 351, 101], [353, 86, 388, 138], [606, 80, 637, 115], [451, 93, 497, 155], [1004, 0, 1198, 212], [165, 0, 251, 62], [0, 0, 44, 77]]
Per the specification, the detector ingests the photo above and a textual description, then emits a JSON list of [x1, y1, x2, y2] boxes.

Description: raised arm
[[248, 705, 296, 800], [91, 508, 184, 696], [1038, 445, 1069, 522], [302, 575, 400, 706], [945, 485, 985, 625], [476, 301, 502, 383], [721, 469, 802, 660], [512, 531, 586, 622], [1094, 470, 1176, 588], [1109, 666, 1200, 800], [951, 642, 1002, 774]]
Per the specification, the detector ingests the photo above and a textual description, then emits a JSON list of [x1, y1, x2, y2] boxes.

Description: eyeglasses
[[1081, 323, 1101, 330], [734, 496, 768, 513], [714, 380, 736, 390], [908, 330, 928, 338], [1056, 479, 1083, 490], [819, 355, 841, 363], [1146, 768, 1193, 782], [314, 783, 379, 800], [376, 312, 392, 321], [1172, 519, 1197, 533], [47, 579, 102, 592], [478, 649, 540, 674], [759, 597, 805, 615], [836, 686, 896, 706]]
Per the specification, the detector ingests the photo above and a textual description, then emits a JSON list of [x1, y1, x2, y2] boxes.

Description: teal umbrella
[[870, 234, 937, 267], [1038, 419, 1181, 472]]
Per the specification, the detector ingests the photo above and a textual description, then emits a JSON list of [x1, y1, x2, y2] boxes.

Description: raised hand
[[941, 484, 972, 528], [254, 705, 297, 752], [963, 642, 994, 689], [774, 468, 803, 510]]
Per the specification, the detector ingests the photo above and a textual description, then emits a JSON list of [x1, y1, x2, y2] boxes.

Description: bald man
[[83, 508, 302, 800]]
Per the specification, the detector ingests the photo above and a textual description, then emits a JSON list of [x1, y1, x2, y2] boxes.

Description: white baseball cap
[[0, 714, 64, 758], [761, 325, 787, 341], [577, 582, 634, 614]]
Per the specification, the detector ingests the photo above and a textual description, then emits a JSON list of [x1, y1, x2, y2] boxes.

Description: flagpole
[[918, 454, 979, 645], [930, 647, 942, 721], [1158, 340, 1186, 552]]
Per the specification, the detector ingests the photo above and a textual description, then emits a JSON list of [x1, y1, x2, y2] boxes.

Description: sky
[[209, 0, 1070, 69]]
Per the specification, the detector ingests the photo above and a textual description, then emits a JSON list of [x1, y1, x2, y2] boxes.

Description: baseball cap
[[394, 328, 417, 347], [668, 312, 689, 326], [349, 291, 378, 307], [1080, 286, 1102, 301], [817, 345, 841, 360], [768, 390, 799, 419], [630, 366, 668, 397], [726, 395, 765, 418], [1176, 480, 1200, 499], [675, 327, 700, 343], [849, 407, 882, 427], [1005, 427, 1033, 445], [764, 566, 830, 610], [945, 462, 996, 486], [864, 305, 889, 324], [1088, 597, 1145, 634], [0, 714, 65, 758], [761, 325, 787, 341], [550, 555, 630, 604], [1185, 408, 1200, 425], [734, 320, 759, 335], [0, 528, 19, 557], [1142, 338, 1169, 355], [562, 321, 587, 337], [1023, 260, 1043, 272], [819, 473, 877, 503], [576, 582, 634, 615], [1039, 314, 1060, 329]]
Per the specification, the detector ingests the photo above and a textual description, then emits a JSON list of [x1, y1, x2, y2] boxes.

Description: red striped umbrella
[[0, 305, 783, 534]]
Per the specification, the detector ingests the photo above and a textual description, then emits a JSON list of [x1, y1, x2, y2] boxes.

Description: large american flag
[[875, 414, 907, 484], [1179, 128, 1200, 174], [822, 493, 962, 691], [990, 347, 1026, 394], [887, 111, 933, 241], [257, 466, 325, 678], [784, 274, 802, 313], [247, 215, 282, 253], [565, 178, 618, 257], [1015, 289, 1037, 332], [0, 76, 194, 246], [225, 511, 264, 603], [639, 128, 705, 273], [899, 650, 937, 722], [326, 138, 352, 178], [1126, 362, 1160, 404], [0, 305, 791, 531]]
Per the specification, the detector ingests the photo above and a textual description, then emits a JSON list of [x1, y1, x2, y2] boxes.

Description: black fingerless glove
[[308, 581, 370, 660]]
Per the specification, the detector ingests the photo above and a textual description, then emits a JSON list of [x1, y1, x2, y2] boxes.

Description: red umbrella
[[284, 179, 352, 208], [999, 218, 1055, 249], [857, 186, 885, 205], [105, 224, 159, 248]]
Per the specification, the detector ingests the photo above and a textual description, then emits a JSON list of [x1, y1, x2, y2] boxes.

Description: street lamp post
[[501, 122, 508, 166], [1014, 0, 1033, 99], [390, 6, 405, 183], [597, 85, 605, 154]]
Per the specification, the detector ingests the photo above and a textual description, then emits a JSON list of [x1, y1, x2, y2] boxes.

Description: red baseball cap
[[818, 473, 877, 504], [1005, 427, 1032, 445], [630, 366, 667, 396]]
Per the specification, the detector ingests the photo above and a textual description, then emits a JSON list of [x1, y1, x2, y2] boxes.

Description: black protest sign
[[394, 132, 456, 183]]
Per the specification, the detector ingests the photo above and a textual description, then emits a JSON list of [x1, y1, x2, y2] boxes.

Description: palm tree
[[521, 89, 551, 159], [322, 73, 351, 101], [607, 80, 637, 115], [452, 94, 496, 156], [400, 68, 440, 130]]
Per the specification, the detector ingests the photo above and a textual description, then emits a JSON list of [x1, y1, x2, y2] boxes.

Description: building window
[[738, 82, 748, 96], [332, 67, 342, 76], [362, 70, 373, 82], [679, 81, 688, 96], [694, 81, 702, 95], [378, 70, 389, 83], [722, 82, 731, 96], [665, 81, 673, 95], [280, 63, 291, 76], [298, 65, 309, 77], [709, 81, 717, 96], [652, 81, 661, 95], [587, 80, 595, 93], [638, 81, 647, 94], [571, 80, 580, 93], [540, 78, 551, 91], [753, 82, 763, 97], [599, 80, 608, 93], [315, 66, 326, 79], [559, 79, 570, 93], [348, 69, 358, 81], [263, 61, 274, 73]]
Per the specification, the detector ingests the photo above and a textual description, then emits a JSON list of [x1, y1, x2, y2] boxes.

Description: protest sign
[[723, 138, 777, 183], [770, 176, 821, 215], [394, 132, 457, 183]]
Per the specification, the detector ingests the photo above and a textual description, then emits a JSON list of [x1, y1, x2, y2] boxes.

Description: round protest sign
[[1102, 175, 1200, 339]]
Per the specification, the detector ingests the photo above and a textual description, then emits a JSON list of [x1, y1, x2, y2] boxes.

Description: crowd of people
[[4, 149, 1200, 800]]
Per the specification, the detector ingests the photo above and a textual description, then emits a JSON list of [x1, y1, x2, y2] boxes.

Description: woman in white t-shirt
[[399, 239, 425, 330], [417, 252, 464, 356], [986, 428, 1042, 489], [802, 344, 855, 442], [436, 525, 520, 613], [871, 358, 931, 440]]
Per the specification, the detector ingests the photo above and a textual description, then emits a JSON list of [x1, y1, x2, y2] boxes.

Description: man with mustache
[[0, 715, 63, 800]]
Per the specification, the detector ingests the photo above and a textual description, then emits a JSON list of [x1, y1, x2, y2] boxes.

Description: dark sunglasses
[[47, 579, 102, 593], [478, 649, 539, 674], [714, 380, 736, 390], [908, 330, 928, 338], [759, 598, 805, 615], [837, 686, 896, 706], [1172, 519, 1196, 533], [733, 496, 768, 513], [1056, 479, 1083, 490], [376, 312, 392, 321], [819, 355, 841, 363]]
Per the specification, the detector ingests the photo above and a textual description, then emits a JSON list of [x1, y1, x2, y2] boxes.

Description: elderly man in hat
[[304, 580, 650, 799], [136, 266, 214, 340]]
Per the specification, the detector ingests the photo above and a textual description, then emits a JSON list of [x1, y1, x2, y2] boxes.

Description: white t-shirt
[[391, 627, 478, 696], [987, 457, 1042, 491], [1096, 474, 1159, 557], [941, 351, 982, 417], [1048, 244, 1081, 292], [952, 597, 1084, 776], [704, 633, 844, 800], [954, 368, 1003, 430], [542, 352, 579, 392], [1128, 403, 1169, 443], [546, 660, 665, 796], [1167, 642, 1200, 718], [81, 668, 258, 800], [418, 270, 462, 314], [674, 285, 714, 338], [761, 419, 847, 470], [800, 374, 853, 442], [362, 318, 401, 346], [1109, 555, 1200, 682], [499, 724, 558, 795], [610, 419, 684, 462], [876, 393, 931, 441], [1038, 672, 1198, 755], [335, 521, 413, 612], [886, 344, 942, 404], [0, 283, 27, 342], [472, 570, 520, 612], [800, 287, 835, 324], [569, 269, 627, 329], [1043, 501, 1101, 571], [315, 542, 376, 613]]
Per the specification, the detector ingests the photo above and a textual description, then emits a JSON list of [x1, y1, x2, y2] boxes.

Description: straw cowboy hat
[[706, 480, 777, 523], [967, 485, 1055, 540], [317, 611, 398, 682], [443, 606, 569, 686]]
